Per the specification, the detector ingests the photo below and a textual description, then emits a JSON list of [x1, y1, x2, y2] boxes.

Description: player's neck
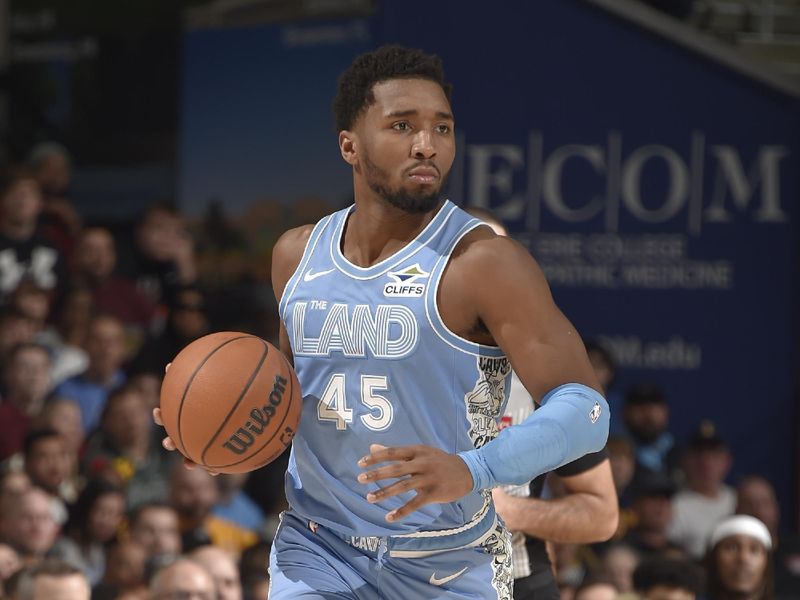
[[343, 197, 442, 267]]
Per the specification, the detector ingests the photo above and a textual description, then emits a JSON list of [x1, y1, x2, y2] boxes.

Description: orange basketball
[[159, 332, 301, 474]]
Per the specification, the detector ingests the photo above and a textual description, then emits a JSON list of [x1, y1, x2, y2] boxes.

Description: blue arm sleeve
[[457, 383, 609, 491]]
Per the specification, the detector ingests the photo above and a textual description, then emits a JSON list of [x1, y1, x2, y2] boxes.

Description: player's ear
[[339, 130, 357, 166]]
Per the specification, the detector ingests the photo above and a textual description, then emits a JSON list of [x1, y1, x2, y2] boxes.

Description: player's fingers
[[358, 461, 419, 483], [365, 476, 421, 503], [386, 492, 428, 522], [153, 407, 163, 426], [358, 445, 415, 467]]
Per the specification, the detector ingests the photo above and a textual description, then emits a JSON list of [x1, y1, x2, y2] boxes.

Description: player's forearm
[[498, 493, 617, 543], [459, 383, 609, 489]]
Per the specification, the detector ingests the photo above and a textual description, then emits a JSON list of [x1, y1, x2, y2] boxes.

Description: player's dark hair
[[333, 45, 452, 131], [633, 557, 703, 594]]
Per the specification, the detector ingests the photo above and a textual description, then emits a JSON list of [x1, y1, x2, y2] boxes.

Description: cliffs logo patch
[[384, 263, 429, 297]]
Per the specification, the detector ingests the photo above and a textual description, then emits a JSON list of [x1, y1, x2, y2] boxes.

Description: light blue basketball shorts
[[268, 510, 513, 599]]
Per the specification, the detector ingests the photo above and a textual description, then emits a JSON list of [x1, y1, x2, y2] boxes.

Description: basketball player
[[466, 207, 618, 599], [157, 45, 610, 598]]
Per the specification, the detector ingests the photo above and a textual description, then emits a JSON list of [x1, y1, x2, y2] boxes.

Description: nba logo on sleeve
[[383, 264, 429, 298]]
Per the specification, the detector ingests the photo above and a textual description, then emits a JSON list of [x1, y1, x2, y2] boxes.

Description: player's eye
[[392, 121, 410, 131], [435, 124, 451, 134]]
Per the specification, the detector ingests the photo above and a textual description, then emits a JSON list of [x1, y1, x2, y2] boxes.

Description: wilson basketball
[[159, 332, 301, 474]]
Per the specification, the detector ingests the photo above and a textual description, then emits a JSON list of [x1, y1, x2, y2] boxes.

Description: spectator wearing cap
[[668, 420, 736, 559], [705, 514, 773, 600], [622, 472, 684, 560], [621, 383, 679, 490]]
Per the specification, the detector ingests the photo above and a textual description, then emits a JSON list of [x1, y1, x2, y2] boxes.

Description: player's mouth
[[407, 167, 439, 184]]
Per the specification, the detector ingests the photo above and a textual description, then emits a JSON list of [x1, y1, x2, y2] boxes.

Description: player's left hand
[[357, 444, 473, 522]]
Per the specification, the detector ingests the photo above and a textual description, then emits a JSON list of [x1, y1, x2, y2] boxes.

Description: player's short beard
[[362, 152, 447, 214]]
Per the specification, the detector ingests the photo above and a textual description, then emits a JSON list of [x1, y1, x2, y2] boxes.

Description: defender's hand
[[491, 488, 524, 532], [357, 444, 474, 522]]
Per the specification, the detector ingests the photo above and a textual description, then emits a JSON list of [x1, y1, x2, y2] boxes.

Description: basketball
[[159, 331, 301, 474]]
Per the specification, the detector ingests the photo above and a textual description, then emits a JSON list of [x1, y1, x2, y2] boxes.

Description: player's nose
[[411, 130, 435, 159]]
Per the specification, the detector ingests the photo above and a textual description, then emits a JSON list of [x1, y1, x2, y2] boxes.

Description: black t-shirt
[[0, 232, 65, 300], [114, 235, 184, 308]]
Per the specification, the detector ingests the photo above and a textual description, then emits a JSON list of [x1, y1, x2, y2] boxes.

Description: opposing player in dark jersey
[[157, 45, 612, 599]]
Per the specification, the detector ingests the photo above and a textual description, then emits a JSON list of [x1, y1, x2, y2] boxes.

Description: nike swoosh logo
[[303, 268, 335, 282], [429, 566, 468, 586]]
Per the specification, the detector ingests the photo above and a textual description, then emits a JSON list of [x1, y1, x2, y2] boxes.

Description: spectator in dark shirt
[[621, 383, 678, 488], [23, 429, 75, 513], [623, 472, 685, 560], [131, 285, 209, 378], [116, 201, 197, 310], [0, 165, 64, 304]]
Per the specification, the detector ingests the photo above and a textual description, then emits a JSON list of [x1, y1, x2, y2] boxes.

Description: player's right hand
[[153, 394, 219, 475]]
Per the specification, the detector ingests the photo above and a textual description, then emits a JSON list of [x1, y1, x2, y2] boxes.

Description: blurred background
[[0, 0, 798, 598]]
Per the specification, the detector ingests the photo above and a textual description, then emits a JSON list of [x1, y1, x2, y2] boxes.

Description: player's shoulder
[[271, 224, 316, 292], [273, 224, 315, 261], [452, 223, 535, 269]]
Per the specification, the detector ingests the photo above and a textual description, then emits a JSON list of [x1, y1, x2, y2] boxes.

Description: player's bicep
[[471, 238, 600, 400], [271, 224, 313, 303], [271, 225, 311, 366], [278, 320, 294, 367]]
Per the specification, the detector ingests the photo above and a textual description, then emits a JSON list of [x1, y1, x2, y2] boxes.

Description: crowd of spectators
[[546, 344, 800, 600], [0, 144, 796, 600], [0, 145, 282, 599]]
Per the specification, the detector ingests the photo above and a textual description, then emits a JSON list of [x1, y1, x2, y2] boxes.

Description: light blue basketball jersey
[[278, 200, 512, 537]]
